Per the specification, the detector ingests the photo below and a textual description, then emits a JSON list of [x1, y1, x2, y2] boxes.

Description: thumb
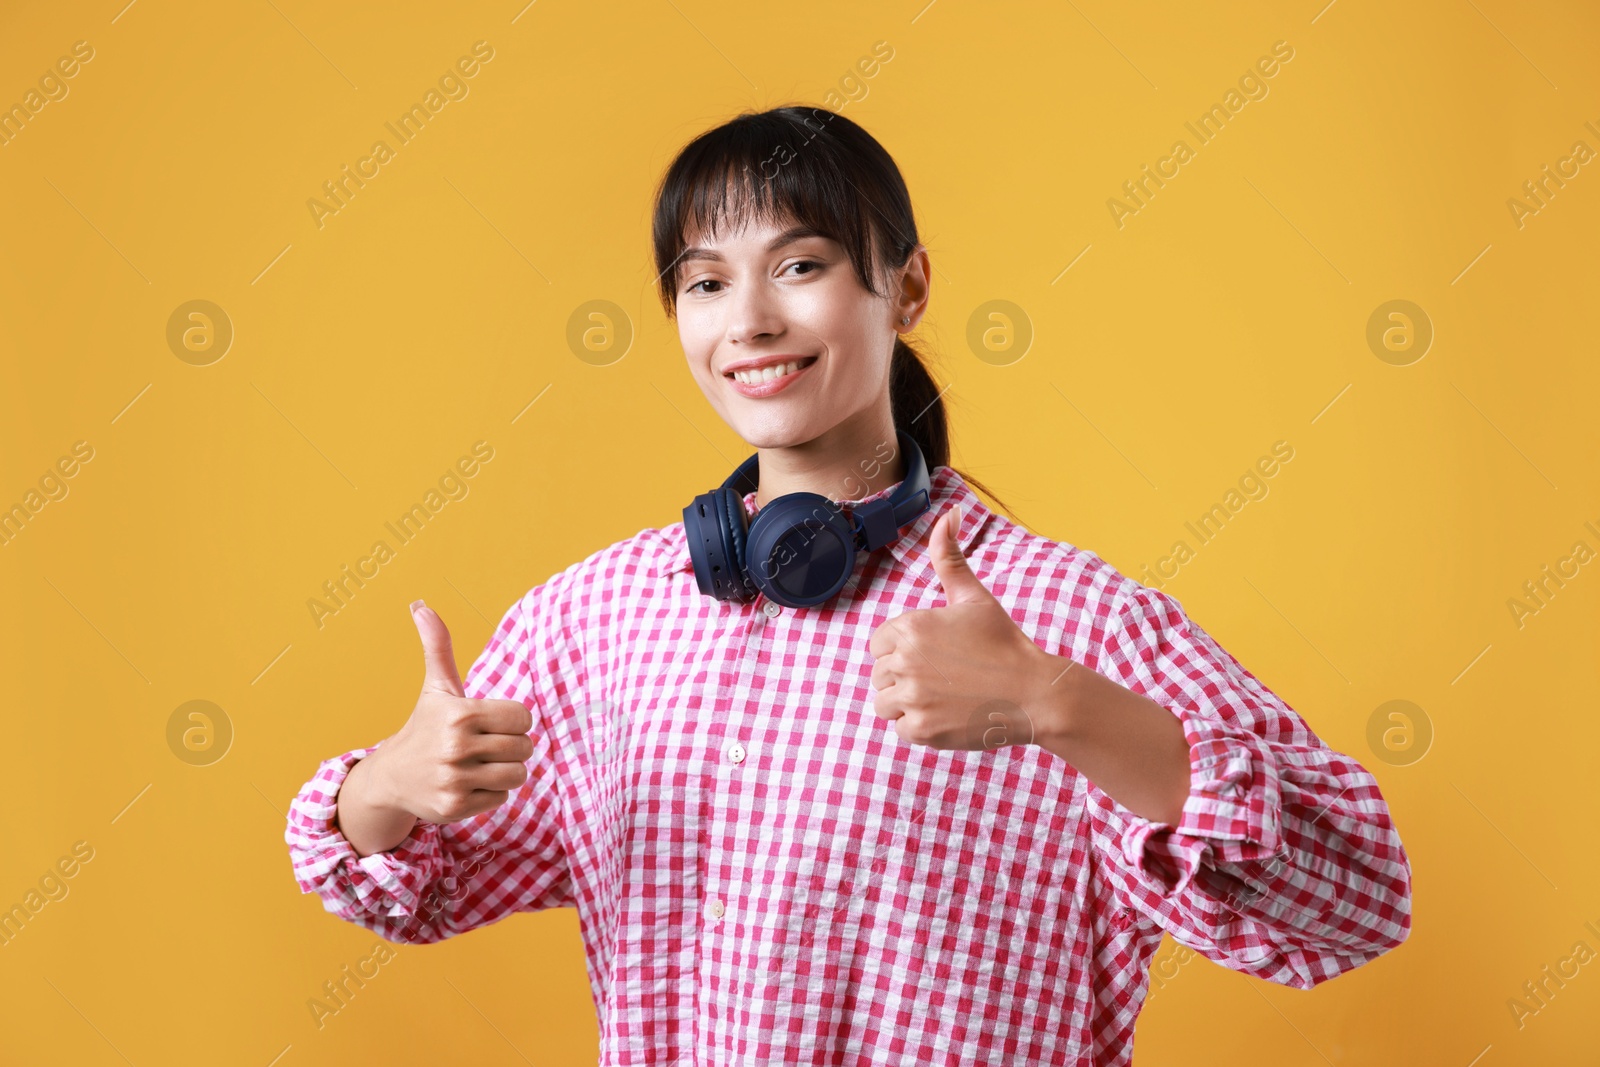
[[410, 599, 466, 698], [927, 504, 990, 606]]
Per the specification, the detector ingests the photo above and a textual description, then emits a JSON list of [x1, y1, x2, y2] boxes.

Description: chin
[[725, 414, 823, 452], [732, 428, 809, 451]]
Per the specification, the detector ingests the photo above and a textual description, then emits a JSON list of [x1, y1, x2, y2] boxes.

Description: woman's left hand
[[868, 504, 1070, 751]]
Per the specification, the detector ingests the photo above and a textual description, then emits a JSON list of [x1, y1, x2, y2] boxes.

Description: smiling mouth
[[725, 356, 818, 385]]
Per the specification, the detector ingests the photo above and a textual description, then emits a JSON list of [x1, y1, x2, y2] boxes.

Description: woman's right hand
[[336, 600, 535, 855]]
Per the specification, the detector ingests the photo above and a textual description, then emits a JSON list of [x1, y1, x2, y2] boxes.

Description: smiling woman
[[288, 102, 1412, 1067], [649, 106, 1014, 514]]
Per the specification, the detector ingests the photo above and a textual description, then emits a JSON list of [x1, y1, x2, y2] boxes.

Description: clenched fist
[[357, 600, 535, 825]]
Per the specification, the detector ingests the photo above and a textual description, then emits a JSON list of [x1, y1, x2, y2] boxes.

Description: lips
[[724, 356, 818, 399]]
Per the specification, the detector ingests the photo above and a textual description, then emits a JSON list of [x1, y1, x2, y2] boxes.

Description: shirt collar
[[658, 464, 993, 582]]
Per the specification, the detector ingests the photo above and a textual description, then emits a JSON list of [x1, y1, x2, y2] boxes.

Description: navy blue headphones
[[682, 429, 932, 609]]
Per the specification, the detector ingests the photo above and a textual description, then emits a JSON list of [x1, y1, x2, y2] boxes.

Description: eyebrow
[[679, 225, 832, 265]]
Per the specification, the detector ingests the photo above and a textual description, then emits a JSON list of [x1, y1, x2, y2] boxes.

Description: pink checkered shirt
[[285, 464, 1411, 1065]]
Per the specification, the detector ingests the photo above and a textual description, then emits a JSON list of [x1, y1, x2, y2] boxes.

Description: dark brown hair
[[650, 104, 1016, 520]]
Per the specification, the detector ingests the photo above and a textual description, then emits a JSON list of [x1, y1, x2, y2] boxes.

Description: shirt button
[[706, 898, 724, 920], [761, 600, 782, 618], [726, 742, 746, 764]]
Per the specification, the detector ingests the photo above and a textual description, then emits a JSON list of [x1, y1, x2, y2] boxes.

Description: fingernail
[[410, 599, 425, 615]]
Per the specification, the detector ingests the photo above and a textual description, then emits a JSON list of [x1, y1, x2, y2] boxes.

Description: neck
[[751, 407, 905, 511]]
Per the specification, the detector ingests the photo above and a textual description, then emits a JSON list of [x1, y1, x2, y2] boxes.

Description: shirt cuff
[[284, 743, 444, 920], [1117, 706, 1284, 900]]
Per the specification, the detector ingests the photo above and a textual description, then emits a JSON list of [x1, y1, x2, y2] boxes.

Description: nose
[[724, 280, 784, 346]]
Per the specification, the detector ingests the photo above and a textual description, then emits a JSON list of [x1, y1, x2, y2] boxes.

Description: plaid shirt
[[285, 464, 1411, 1065]]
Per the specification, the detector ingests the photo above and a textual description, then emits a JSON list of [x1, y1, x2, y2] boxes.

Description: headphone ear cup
[[684, 488, 751, 601], [713, 487, 754, 600], [744, 492, 856, 608]]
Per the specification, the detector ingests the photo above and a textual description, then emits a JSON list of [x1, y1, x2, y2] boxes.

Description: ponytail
[[889, 337, 947, 469], [890, 335, 1017, 522]]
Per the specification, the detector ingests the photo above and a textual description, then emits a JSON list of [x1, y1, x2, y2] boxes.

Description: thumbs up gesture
[[357, 600, 536, 825], [867, 505, 1061, 752]]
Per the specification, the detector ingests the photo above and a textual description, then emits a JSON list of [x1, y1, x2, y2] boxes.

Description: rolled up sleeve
[[286, 744, 456, 931], [1085, 585, 1413, 988]]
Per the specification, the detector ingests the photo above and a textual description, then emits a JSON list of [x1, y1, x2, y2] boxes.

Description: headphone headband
[[717, 429, 929, 553]]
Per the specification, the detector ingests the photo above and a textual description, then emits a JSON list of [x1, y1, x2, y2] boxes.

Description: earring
[[901, 316, 910, 325]]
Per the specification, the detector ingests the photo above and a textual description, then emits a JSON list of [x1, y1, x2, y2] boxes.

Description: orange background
[[1, 1, 1596, 1063]]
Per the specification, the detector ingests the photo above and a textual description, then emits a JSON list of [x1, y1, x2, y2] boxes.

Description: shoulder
[[969, 508, 1166, 653], [972, 508, 1143, 608], [508, 522, 682, 623]]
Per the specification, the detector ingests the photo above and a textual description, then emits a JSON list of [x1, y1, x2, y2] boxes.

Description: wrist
[[345, 747, 408, 820], [1023, 649, 1081, 753], [337, 751, 420, 858], [1022, 650, 1194, 825]]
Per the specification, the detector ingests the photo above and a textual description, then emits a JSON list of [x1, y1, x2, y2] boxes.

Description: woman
[[285, 106, 1412, 1064]]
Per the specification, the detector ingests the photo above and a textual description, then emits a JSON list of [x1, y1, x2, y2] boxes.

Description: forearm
[[336, 753, 420, 859], [1026, 654, 1191, 826]]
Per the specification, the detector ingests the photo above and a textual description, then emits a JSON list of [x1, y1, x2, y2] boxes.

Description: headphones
[[682, 429, 932, 609]]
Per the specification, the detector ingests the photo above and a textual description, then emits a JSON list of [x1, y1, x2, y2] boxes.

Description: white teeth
[[733, 360, 803, 385]]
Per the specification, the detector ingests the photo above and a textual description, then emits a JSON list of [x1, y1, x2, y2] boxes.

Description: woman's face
[[674, 213, 914, 450]]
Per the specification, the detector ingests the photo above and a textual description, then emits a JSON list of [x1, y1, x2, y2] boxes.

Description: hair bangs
[[652, 108, 886, 318]]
